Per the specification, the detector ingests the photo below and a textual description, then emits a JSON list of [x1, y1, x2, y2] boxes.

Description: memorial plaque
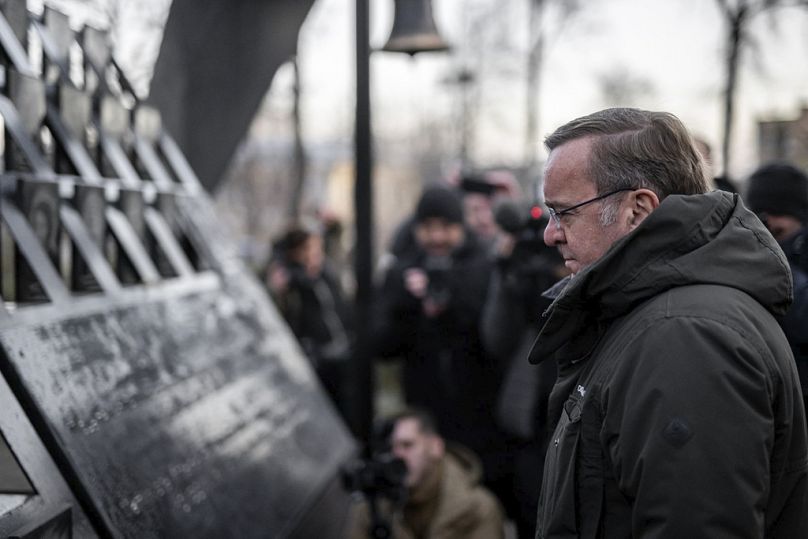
[[8, 71, 46, 137], [57, 85, 90, 143], [113, 188, 145, 285], [0, 0, 35, 80], [81, 26, 109, 73], [81, 26, 109, 95], [1, 3, 358, 537], [13, 179, 59, 302], [70, 184, 105, 292], [42, 8, 71, 66], [4, 71, 47, 174], [99, 96, 128, 140], [0, 272, 355, 537], [1, 0, 30, 48], [133, 106, 161, 144], [149, 193, 181, 278], [48, 85, 101, 181]]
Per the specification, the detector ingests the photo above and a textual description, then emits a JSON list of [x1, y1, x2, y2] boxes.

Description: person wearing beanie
[[746, 162, 808, 269], [372, 184, 509, 512], [414, 185, 465, 226], [745, 161, 808, 424]]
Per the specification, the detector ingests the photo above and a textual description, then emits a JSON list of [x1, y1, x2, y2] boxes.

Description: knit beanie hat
[[746, 163, 808, 223], [415, 186, 463, 224]]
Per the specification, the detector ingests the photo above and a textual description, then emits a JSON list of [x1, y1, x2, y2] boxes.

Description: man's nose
[[544, 219, 563, 246]]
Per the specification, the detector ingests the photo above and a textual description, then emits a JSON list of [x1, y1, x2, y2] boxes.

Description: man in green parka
[[532, 108, 808, 538]]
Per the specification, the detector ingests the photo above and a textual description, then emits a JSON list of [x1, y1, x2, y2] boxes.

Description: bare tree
[[714, 0, 808, 175], [597, 65, 656, 107], [39, 0, 169, 97], [447, 0, 584, 168], [524, 0, 582, 166]]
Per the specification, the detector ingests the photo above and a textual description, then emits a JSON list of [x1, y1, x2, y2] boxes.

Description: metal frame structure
[[0, 2, 355, 536]]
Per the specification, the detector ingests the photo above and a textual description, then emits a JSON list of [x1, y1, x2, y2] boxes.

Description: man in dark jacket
[[532, 108, 808, 538], [745, 162, 808, 419], [372, 186, 503, 493], [266, 226, 353, 417]]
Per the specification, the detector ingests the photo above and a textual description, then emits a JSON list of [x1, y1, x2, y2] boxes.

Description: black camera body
[[423, 255, 453, 307], [494, 201, 564, 300], [341, 452, 407, 503]]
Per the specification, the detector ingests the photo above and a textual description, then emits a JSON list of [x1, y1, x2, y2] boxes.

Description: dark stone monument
[[0, 2, 357, 537]]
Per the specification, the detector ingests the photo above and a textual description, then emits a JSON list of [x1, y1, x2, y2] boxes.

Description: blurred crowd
[[261, 153, 808, 538]]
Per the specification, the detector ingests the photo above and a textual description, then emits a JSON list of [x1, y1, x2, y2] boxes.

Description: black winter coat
[[780, 227, 808, 397], [373, 234, 500, 460], [532, 192, 808, 538]]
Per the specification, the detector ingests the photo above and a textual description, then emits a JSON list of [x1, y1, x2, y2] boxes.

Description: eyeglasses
[[547, 188, 636, 229]]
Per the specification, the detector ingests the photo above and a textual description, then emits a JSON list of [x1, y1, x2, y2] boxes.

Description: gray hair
[[545, 108, 709, 224]]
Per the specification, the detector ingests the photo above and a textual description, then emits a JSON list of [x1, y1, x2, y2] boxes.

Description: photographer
[[346, 409, 504, 539], [372, 186, 503, 491], [481, 200, 567, 539], [265, 225, 353, 418]]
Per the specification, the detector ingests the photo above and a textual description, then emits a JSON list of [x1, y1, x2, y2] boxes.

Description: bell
[[381, 0, 450, 55]]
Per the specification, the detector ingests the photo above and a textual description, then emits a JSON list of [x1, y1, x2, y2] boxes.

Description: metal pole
[[289, 56, 307, 220], [352, 0, 374, 449]]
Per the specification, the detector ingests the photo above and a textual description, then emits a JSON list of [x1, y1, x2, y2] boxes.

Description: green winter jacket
[[532, 191, 808, 538]]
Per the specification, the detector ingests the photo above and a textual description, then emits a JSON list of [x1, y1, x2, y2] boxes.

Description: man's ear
[[628, 188, 660, 230], [429, 436, 445, 459]]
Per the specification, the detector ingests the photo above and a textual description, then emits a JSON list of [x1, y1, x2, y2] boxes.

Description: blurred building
[[758, 105, 808, 171]]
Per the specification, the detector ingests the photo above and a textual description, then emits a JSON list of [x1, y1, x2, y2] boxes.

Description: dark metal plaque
[[57, 85, 90, 143], [133, 106, 161, 143], [11, 180, 60, 303], [1, 0, 29, 48], [8, 71, 46, 138], [0, 5, 35, 77], [99, 96, 128, 140], [42, 8, 71, 65], [112, 189, 146, 285], [0, 273, 355, 538], [68, 184, 107, 293], [0, 93, 51, 175], [81, 26, 109, 75]]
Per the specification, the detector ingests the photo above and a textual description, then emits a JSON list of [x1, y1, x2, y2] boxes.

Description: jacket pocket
[[537, 393, 583, 538]]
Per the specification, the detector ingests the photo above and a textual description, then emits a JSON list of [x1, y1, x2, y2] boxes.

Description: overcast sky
[[31, 0, 808, 181], [291, 0, 808, 179]]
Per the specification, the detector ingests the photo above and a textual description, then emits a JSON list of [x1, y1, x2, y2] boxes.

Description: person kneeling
[[346, 409, 504, 539]]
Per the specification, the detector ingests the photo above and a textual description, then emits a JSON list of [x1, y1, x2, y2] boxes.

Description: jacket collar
[[528, 191, 792, 364]]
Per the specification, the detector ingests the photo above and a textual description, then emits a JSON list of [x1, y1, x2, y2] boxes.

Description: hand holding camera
[[404, 257, 453, 317]]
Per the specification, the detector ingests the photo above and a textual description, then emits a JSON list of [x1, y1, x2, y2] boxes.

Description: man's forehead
[[392, 417, 423, 438], [543, 138, 597, 204]]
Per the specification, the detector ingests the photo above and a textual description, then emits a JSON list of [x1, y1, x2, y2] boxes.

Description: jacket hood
[[529, 190, 793, 363]]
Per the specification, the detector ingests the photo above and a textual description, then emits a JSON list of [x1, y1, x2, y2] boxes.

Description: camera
[[341, 452, 407, 539], [341, 452, 407, 503], [493, 200, 564, 296], [423, 255, 453, 307]]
